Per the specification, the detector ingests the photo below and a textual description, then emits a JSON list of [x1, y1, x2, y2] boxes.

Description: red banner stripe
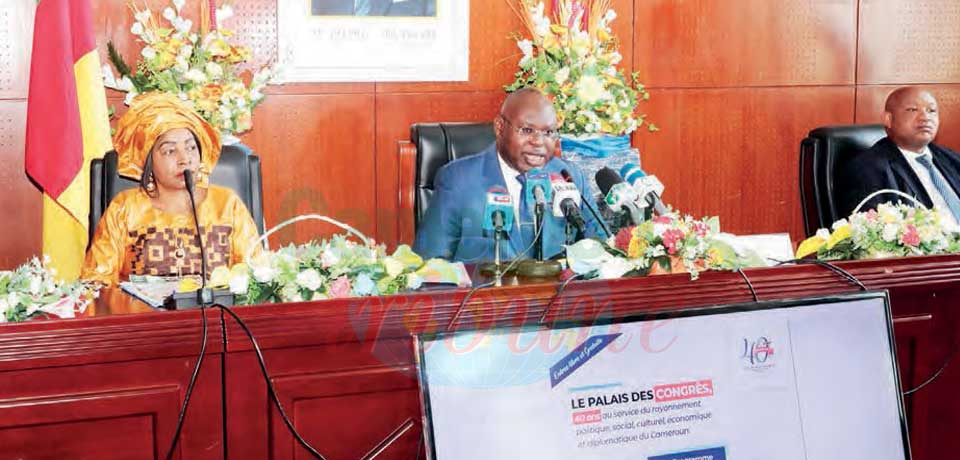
[[24, 0, 91, 199]]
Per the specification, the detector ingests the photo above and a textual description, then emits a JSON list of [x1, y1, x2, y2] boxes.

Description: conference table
[[1, 255, 959, 459]]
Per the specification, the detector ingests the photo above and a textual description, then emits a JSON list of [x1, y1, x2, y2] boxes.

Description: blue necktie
[[916, 154, 960, 220], [517, 173, 534, 256]]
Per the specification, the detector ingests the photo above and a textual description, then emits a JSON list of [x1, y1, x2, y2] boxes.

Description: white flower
[[28, 277, 42, 296], [134, 8, 152, 24], [831, 218, 849, 231], [117, 76, 134, 92], [174, 58, 189, 74], [881, 223, 899, 242], [228, 273, 249, 295], [124, 90, 138, 106], [216, 5, 234, 25], [205, 62, 224, 79], [554, 67, 570, 85], [178, 92, 188, 101], [173, 0, 186, 12], [189, 33, 199, 43], [608, 51, 622, 65], [141, 46, 157, 60], [296, 269, 323, 291], [42, 254, 50, 264], [321, 249, 340, 268], [598, 258, 634, 279], [163, 7, 176, 21], [566, 239, 613, 274], [531, 3, 550, 37], [383, 257, 404, 278], [172, 17, 192, 34], [252, 265, 277, 283], [406, 274, 424, 290], [604, 9, 617, 23], [575, 75, 606, 104], [184, 68, 207, 84], [130, 22, 145, 36], [815, 228, 831, 240], [250, 89, 264, 102], [279, 284, 303, 303]]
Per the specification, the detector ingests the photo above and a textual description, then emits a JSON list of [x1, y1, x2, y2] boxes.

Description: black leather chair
[[799, 124, 886, 236], [88, 144, 265, 242], [397, 122, 495, 242]]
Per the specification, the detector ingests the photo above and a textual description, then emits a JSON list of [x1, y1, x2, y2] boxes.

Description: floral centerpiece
[[796, 202, 960, 260], [103, 0, 271, 137], [0, 257, 99, 323], [210, 236, 464, 305], [566, 214, 744, 280], [506, 0, 655, 138]]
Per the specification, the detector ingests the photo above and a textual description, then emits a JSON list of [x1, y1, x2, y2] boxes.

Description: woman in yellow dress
[[81, 92, 260, 286]]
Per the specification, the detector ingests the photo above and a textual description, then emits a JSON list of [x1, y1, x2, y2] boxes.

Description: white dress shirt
[[496, 152, 523, 225], [898, 145, 959, 226]]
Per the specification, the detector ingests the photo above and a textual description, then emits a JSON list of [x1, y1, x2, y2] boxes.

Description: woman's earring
[[145, 172, 156, 192], [196, 164, 209, 183]]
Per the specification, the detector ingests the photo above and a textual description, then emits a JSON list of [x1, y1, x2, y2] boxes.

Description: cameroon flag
[[25, 0, 112, 280]]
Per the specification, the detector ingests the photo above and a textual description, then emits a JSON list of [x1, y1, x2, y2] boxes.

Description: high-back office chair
[[799, 124, 886, 237], [88, 144, 265, 242], [396, 122, 495, 243]]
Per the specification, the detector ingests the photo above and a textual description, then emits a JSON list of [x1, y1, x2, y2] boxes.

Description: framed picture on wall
[[276, 0, 469, 82]]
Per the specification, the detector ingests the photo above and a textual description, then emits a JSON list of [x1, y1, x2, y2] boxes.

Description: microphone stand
[[517, 201, 562, 278], [492, 225, 504, 287], [184, 170, 213, 306]]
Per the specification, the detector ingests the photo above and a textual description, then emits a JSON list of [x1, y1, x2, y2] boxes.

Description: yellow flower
[[826, 224, 851, 249], [795, 235, 826, 258], [209, 265, 231, 288], [627, 236, 647, 259]]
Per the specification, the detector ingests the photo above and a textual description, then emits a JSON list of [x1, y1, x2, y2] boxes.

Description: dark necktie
[[516, 173, 534, 255], [916, 154, 960, 221]]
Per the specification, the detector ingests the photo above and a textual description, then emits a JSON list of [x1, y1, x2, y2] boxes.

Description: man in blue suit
[[413, 88, 604, 263]]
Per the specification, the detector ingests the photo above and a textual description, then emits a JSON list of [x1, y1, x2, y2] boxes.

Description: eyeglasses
[[500, 116, 560, 140]]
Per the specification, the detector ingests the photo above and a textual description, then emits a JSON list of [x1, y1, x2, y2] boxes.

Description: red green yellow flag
[[25, 0, 112, 280]]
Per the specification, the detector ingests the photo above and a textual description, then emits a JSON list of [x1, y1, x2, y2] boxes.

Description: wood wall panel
[[855, 84, 960, 150], [635, 86, 856, 242], [858, 0, 960, 84], [634, 0, 857, 88], [0, 1, 33, 99], [374, 91, 505, 248], [240, 94, 377, 246], [0, 100, 39, 269]]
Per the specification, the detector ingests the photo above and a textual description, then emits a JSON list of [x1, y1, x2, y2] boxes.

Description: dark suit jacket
[[836, 137, 960, 218], [412, 144, 602, 263]]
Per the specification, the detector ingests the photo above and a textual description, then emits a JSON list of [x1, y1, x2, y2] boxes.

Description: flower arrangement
[[506, 0, 654, 136], [103, 0, 271, 136], [210, 237, 465, 305], [566, 214, 742, 280], [0, 257, 99, 323], [796, 202, 960, 260]]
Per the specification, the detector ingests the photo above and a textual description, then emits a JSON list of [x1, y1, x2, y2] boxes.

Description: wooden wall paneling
[[0, 357, 224, 459], [0, 0, 33, 99], [855, 84, 960, 150], [239, 94, 377, 246], [0, 101, 39, 270], [374, 91, 505, 248], [858, 0, 960, 84], [891, 312, 935, 459], [634, 87, 856, 244], [633, 0, 857, 88], [225, 339, 420, 460]]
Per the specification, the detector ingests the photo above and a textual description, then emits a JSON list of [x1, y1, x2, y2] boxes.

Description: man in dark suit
[[837, 87, 960, 224], [413, 88, 603, 263], [312, 0, 435, 17]]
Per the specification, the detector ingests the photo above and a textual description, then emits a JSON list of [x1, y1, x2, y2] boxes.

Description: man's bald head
[[883, 86, 939, 152], [495, 87, 559, 173]]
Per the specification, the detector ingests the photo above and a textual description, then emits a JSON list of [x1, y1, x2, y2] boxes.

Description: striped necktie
[[916, 154, 960, 220]]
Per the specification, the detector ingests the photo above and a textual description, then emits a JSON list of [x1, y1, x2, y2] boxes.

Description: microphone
[[561, 169, 611, 238], [595, 167, 645, 225], [621, 163, 669, 215], [183, 169, 212, 306], [549, 174, 585, 236], [482, 186, 514, 232], [524, 169, 552, 261]]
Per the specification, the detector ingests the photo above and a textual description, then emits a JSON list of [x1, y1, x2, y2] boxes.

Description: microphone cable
[[773, 258, 958, 395], [538, 272, 585, 324], [446, 215, 545, 331], [164, 307, 210, 460]]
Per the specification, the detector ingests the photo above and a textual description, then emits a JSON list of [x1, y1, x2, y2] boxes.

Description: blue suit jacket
[[413, 145, 603, 263]]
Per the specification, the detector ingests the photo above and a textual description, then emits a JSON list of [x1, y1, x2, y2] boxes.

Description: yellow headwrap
[[113, 92, 221, 183]]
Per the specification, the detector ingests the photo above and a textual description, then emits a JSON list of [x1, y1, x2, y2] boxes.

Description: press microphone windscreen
[[595, 167, 623, 197], [183, 169, 195, 192]]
